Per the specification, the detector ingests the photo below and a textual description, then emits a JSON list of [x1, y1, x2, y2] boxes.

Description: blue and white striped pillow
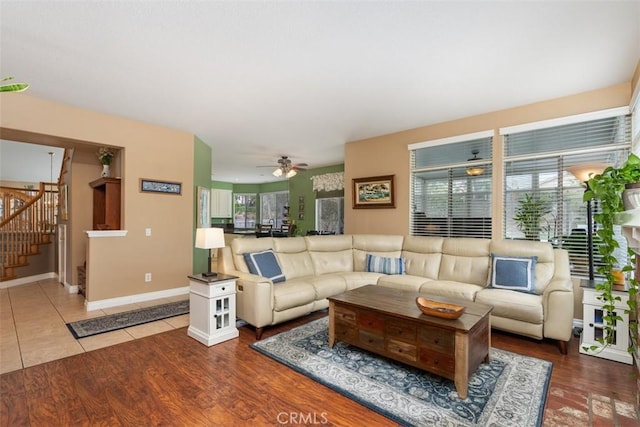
[[365, 253, 406, 275]]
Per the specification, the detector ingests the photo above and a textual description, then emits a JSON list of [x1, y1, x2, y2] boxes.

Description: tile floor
[[0, 278, 189, 375]]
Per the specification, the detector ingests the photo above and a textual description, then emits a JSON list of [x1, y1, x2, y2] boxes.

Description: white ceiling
[[1, 1, 638, 184]]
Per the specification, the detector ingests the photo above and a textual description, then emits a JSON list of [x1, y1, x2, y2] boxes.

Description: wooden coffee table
[[328, 285, 493, 399]]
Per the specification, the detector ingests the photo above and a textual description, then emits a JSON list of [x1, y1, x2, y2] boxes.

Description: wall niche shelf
[[89, 177, 121, 230]]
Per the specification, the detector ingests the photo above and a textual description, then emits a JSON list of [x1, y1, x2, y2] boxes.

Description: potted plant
[[97, 147, 115, 177], [513, 193, 552, 240], [584, 153, 640, 355]]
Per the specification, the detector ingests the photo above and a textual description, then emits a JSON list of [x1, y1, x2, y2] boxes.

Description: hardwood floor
[[1, 310, 638, 426]]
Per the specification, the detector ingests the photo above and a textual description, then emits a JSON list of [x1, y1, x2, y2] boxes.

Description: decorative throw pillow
[[243, 250, 286, 283], [365, 253, 406, 275], [488, 254, 537, 294]]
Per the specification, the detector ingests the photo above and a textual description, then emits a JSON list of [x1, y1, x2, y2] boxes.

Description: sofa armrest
[[225, 269, 275, 329], [542, 274, 574, 345]]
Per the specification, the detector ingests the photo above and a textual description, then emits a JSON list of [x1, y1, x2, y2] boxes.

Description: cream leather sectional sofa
[[218, 234, 573, 353]]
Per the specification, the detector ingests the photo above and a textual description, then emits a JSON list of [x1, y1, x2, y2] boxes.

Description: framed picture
[[59, 184, 68, 220], [352, 175, 395, 209], [298, 212, 304, 220], [140, 178, 182, 195], [197, 186, 211, 228]]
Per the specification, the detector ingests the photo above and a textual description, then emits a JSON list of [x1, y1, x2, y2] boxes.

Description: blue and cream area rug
[[251, 318, 552, 427], [66, 300, 189, 339]]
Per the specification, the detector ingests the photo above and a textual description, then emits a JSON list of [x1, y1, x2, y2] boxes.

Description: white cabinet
[[211, 189, 233, 218], [580, 283, 632, 364], [188, 274, 238, 346]]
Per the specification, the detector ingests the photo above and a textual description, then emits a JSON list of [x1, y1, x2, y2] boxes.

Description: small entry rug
[[251, 317, 551, 427], [66, 300, 189, 339]]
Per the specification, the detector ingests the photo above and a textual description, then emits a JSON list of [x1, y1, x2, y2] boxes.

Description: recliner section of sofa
[[218, 234, 573, 353]]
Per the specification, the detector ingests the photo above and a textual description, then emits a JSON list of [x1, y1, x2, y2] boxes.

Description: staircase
[[0, 183, 58, 281]]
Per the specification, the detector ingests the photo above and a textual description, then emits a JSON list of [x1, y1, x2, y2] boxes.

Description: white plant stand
[[188, 274, 238, 346], [580, 281, 632, 364]]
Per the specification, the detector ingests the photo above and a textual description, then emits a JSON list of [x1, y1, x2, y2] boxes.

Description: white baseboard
[[0, 272, 57, 289], [63, 282, 79, 294], [85, 286, 190, 311]]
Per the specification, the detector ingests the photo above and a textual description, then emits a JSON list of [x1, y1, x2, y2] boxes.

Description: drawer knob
[[221, 287, 225, 291], [434, 338, 440, 344]]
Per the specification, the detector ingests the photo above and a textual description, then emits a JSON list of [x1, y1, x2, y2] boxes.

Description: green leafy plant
[[584, 153, 640, 354], [513, 193, 552, 240], [0, 76, 29, 92]]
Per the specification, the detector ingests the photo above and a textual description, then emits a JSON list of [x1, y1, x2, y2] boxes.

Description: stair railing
[[0, 182, 58, 280]]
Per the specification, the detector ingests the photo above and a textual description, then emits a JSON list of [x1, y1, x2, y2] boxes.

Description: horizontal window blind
[[411, 136, 492, 238], [503, 114, 631, 278]]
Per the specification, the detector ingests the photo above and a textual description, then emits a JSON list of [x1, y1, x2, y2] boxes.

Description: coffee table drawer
[[387, 339, 417, 363], [386, 319, 417, 342], [419, 325, 454, 353], [419, 348, 455, 379], [359, 330, 385, 351], [334, 306, 356, 325], [358, 311, 384, 333]]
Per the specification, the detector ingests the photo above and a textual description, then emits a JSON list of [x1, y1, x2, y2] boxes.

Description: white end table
[[188, 273, 239, 346], [579, 280, 632, 364]]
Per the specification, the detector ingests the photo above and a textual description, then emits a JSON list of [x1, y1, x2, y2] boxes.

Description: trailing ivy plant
[[584, 153, 640, 355]]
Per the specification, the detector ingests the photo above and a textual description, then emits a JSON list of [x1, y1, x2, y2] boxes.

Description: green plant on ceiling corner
[[0, 76, 29, 92], [584, 153, 640, 356]]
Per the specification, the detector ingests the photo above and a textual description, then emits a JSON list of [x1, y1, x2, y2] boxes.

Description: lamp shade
[[195, 227, 225, 249], [286, 169, 297, 178], [272, 168, 283, 177], [566, 163, 608, 183]]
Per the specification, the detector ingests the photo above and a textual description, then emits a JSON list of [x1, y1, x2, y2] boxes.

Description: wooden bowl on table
[[416, 297, 465, 320]]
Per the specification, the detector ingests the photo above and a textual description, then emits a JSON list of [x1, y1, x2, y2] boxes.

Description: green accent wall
[[287, 164, 344, 235], [209, 165, 344, 234], [193, 136, 212, 274]]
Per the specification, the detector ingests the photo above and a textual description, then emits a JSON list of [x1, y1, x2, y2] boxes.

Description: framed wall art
[[197, 186, 211, 228], [352, 175, 395, 209], [140, 179, 182, 195]]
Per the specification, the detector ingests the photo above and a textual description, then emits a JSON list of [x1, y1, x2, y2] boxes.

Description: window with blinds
[[503, 114, 631, 277], [410, 135, 493, 238]]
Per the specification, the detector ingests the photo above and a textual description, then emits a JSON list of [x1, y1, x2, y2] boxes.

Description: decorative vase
[[101, 164, 111, 178]]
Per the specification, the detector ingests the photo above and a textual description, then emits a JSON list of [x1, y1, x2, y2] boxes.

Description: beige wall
[[344, 82, 632, 236], [0, 94, 194, 303]]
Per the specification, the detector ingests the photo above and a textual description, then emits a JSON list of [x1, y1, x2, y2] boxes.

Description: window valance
[[311, 172, 344, 192]]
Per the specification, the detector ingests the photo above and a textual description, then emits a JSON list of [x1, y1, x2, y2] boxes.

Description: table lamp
[[195, 227, 225, 277]]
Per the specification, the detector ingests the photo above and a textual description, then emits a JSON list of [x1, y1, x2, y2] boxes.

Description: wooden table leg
[[328, 300, 335, 348], [454, 330, 469, 399]]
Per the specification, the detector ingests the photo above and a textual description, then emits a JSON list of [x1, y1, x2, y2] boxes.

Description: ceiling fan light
[[466, 166, 484, 176], [272, 168, 283, 177], [286, 169, 297, 178]]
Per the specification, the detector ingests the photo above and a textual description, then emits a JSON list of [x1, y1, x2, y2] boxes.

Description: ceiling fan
[[258, 156, 308, 178]]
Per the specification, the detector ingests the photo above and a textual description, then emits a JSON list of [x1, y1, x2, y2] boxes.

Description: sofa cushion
[[309, 250, 354, 275], [488, 254, 537, 294], [438, 238, 491, 286], [377, 274, 426, 292], [309, 274, 348, 299], [402, 235, 444, 279], [273, 279, 317, 311], [475, 288, 543, 324], [419, 280, 484, 301], [365, 254, 406, 274], [353, 234, 404, 271], [243, 250, 286, 283], [276, 251, 315, 279]]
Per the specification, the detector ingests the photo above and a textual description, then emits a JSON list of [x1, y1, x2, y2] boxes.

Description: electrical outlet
[[145, 228, 152, 237], [145, 273, 152, 282]]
